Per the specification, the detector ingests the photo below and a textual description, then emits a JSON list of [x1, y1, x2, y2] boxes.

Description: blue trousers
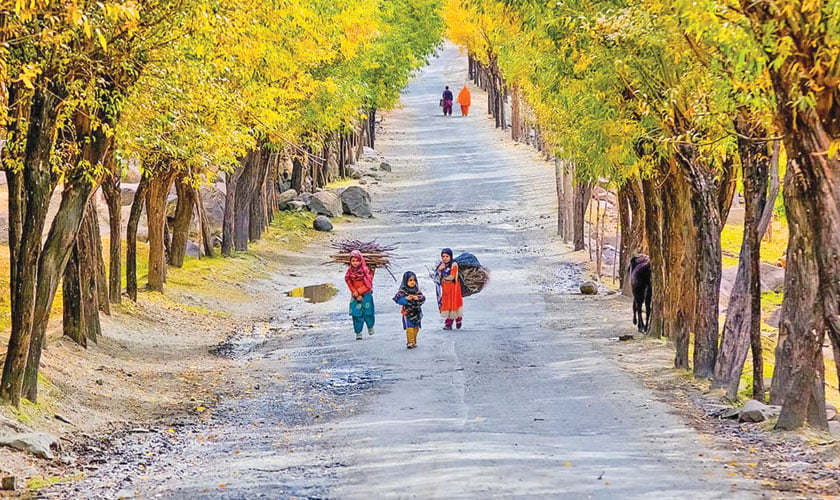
[[352, 314, 375, 334], [349, 293, 375, 334]]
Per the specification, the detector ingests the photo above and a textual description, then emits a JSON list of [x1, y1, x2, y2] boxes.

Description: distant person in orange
[[457, 85, 471, 116]]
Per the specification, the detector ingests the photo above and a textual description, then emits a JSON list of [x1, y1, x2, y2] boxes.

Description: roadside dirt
[[555, 250, 840, 498]]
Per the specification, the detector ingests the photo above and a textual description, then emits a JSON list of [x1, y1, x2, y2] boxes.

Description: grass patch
[[27, 474, 85, 490], [761, 290, 784, 310], [720, 219, 788, 265]]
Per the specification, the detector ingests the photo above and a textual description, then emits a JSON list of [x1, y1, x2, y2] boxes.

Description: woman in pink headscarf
[[345, 250, 376, 340]]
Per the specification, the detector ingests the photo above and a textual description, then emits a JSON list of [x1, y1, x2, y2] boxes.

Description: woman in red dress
[[435, 248, 463, 330]]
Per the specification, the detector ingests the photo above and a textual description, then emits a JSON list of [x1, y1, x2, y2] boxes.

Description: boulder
[[359, 179, 368, 185], [1, 476, 16, 491], [347, 165, 363, 180], [287, 200, 307, 212], [276, 189, 298, 209], [280, 157, 294, 178], [361, 146, 378, 160], [308, 191, 342, 217], [379, 162, 392, 172], [830, 421, 840, 438], [313, 215, 333, 232], [199, 184, 226, 235], [579, 282, 598, 295], [711, 405, 741, 420], [601, 244, 618, 265], [340, 186, 372, 218], [186, 241, 201, 258], [298, 192, 312, 206], [120, 184, 138, 206], [759, 262, 785, 292], [0, 432, 60, 459], [327, 156, 340, 179], [165, 194, 179, 217], [827, 404, 838, 421], [738, 399, 780, 423]]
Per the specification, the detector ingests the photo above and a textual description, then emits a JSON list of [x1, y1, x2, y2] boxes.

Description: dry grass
[[720, 218, 788, 265]]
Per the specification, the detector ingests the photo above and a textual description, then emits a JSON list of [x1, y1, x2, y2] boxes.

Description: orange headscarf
[[457, 86, 471, 106]]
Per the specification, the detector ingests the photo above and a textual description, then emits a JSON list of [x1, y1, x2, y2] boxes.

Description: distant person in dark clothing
[[441, 86, 454, 116]]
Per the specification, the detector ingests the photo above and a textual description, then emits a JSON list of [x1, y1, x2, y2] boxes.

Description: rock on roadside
[[348, 165, 363, 179], [309, 191, 343, 217], [313, 215, 333, 232], [0, 432, 60, 460], [340, 186, 372, 218], [276, 189, 298, 209], [580, 282, 598, 295], [738, 399, 781, 423], [120, 184, 138, 206], [287, 200, 307, 212]]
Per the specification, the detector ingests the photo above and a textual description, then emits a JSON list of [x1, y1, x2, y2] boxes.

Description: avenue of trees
[[0, 0, 443, 406], [444, 0, 840, 431]]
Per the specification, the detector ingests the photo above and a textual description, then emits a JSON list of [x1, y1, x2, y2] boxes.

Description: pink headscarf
[[346, 250, 373, 290]]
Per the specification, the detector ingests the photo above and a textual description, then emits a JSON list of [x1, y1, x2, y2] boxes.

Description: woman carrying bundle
[[345, 250, 375, 340], [435, 248, 464, 330]]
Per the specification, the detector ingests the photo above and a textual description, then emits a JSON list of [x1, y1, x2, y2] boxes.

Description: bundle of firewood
[[329, 240, 397, 277], [459, 265, 490, 297], [428, 252, 490, 298]]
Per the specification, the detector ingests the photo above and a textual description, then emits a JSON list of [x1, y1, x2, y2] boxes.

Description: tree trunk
[[234, 149, 261, 251], [222, 166, 243, 257], [126, 177, 148, 301], [368, 108, 376, 149], [595, 195, 603, 278], [642, 176, 666, 339], [573, 182, 593, 251], [770, 145, 834, 430], [101, 169, 122, 304], [738, 0, 838, 431], [619, 176, 647, 296], [658, 161, 696, 365], [512, 86, 521, 142], [498, 78, 506, 130], [714, 120, 779, 400], [168, 176, 196, 268], [1, 87, 62, 405], [63, 201, 102, 348], [23, 112, 110, 403], [555, 158, 565, 237], [90, 201, 109, 315], [146, 169, 175, 292], [195, 189, 215, 258], [563, 163, 574, 243], [249, 149, 271, 242], [677, 144, 723, 379]]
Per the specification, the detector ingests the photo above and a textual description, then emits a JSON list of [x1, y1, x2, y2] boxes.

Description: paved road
[[55, 43, 761, 499]]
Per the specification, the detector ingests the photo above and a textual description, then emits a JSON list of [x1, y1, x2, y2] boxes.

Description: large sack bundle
[[454, 252, 490, 297]]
